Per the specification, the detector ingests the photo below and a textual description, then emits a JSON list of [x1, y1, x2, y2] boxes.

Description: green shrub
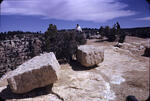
[[44, 24, 86, 61], [105, 26, 116, 42], [75, 32, 87, 45]]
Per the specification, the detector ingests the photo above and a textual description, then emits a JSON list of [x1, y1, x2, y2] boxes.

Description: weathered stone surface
[[7, 52, 60, 94], [117, 41, 149, 56], [77, 45, 104, 67]]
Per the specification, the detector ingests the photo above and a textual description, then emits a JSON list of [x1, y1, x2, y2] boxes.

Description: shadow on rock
[[0, 84, 53, 100], [69, 60, 97, 71], [58, 59, 68, 65]]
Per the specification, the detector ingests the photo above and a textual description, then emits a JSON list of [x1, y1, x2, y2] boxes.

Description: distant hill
[[81, 27, 150, 38], [122, 27, 150, 38]]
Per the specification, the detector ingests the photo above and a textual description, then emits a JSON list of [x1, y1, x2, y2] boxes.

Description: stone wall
[[0, 34, 45, 77]]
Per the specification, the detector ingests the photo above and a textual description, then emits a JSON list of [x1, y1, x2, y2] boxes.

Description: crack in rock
[[51, 91, 64, 101]]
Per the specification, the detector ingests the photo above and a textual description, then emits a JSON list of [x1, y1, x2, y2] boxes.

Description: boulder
[[7, 52, 60, 94], [144, 47, 150, 57], [77, 45, 104, 67]]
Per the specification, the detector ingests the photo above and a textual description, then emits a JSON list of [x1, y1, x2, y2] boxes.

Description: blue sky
[[0, 0, 150, 32]]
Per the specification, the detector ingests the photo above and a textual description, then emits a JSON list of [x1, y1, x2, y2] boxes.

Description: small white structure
[[76, 24, 82, 32]]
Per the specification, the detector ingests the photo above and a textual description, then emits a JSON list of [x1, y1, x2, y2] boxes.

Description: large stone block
[[77, 45, 104, 67], [7, 52, 60, 94]]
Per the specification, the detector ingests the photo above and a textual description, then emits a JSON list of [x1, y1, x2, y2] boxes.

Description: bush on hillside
[[44, 24, 87, 61], [75, 32, 87, 45], [98, 22, 127, 42], [105, 26, 116, 42], [118, 32, 126, 43]]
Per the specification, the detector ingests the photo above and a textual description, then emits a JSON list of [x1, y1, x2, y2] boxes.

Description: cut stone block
[[7, 52, 60, 94]]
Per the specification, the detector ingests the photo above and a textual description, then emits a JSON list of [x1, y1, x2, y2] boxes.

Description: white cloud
[[1, 0, 136, 22], [136, 17, 150, 21]]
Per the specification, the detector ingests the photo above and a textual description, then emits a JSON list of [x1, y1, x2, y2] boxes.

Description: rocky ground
[[0, 36, 149, 101]]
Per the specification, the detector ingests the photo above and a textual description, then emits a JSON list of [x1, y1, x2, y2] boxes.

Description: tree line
[[0, 23, 150, 61]]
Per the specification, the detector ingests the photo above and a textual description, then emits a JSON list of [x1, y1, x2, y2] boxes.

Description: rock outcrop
[[117, 41, 149, 56], [7, 52, 60, 94], [77, 45, 104, 67], [0, 34, 44, 78]]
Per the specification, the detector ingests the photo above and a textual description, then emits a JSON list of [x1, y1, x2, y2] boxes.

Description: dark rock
[[143, 47, 150, 57], [126, 95, 139, 101]]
